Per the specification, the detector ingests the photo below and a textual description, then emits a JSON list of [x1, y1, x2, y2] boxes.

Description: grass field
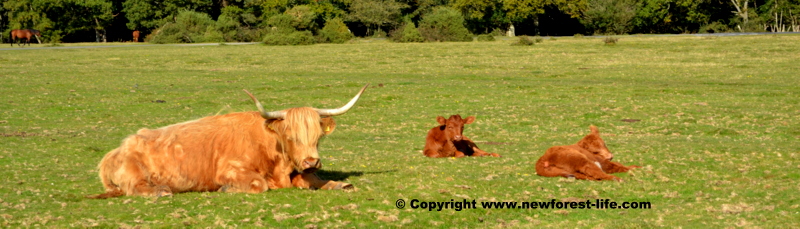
[[1, 35, 799, 228]]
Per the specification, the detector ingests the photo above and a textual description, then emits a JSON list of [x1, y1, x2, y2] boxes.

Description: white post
[[507, 24, 515, 37]]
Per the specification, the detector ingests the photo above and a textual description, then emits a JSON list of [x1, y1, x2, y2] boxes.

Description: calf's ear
[[436, 116, 447, 125], [590, 125, 599, 135], [464, 116, 476, 124], [321, 117, 336, 135]]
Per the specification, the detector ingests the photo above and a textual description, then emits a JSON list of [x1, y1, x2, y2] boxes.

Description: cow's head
[[577, 125, 613, 161], [437, 114, 475, 142], [244, 84, 367, 173]]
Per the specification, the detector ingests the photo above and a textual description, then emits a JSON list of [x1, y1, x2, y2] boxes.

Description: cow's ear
[[436, 116, 447, 125], [590, 125, 599, 135], [321, 117, 336, 135], [464, 116, 475, 124]]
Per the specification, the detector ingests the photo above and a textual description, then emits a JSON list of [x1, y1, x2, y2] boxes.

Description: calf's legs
[[291, 173, 353, 190]]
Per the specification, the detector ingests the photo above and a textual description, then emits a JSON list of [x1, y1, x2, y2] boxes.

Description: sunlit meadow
[[1, 35, 798, 227]]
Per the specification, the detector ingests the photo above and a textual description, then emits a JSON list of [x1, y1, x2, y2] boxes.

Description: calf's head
[[437, 114, 475, 142], [244, 85, 367, 173], [577, 125, 614, 161]]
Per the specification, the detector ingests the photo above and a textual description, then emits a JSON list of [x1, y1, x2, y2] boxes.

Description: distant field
[[1, 35, 798, 228]]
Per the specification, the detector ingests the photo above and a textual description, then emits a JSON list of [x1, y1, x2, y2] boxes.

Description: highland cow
[[89, 85, 368, 198]]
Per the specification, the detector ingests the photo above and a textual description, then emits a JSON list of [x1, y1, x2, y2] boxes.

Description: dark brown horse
[[10, 29, 41, 47]]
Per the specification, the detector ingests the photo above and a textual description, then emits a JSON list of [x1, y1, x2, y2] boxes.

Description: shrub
[[372, 29, 388, 38], [47, 33, 63, 44], [233, 27, 268, 42], [285, 5, 318, 30], [489, 28, 505, 36], [603, 37, 618, 45], [534, 36, 543, 43], [263, 30, 314, 45], [263, 9, 318, 46], [389, 20, 425, 43], [418, 7, 472, 42], [319, 18, 354, 43], [266, 14, 297, 34], [581, 0, 635, 35], [400, 23, 424, 42], [204, 27, 225, 42], [150, 10, 215, 43], [512, 36, 534, 46], [213, 15, 240, 42], [574, 34, 584, 38], [149, 23, 184, 43], [699, 21, 731, 33], [476, 34, 494, 42]]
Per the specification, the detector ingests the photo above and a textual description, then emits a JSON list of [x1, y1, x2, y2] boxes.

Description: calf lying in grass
[[423, 115, 500, 158], [535, 125, 639, 181]]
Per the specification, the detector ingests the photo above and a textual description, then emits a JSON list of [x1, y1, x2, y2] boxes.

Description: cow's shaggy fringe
[[276, 107, 325, 146], [269, 107, 326, 172]]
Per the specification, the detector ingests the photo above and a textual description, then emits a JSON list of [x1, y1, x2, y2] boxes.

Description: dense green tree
[[149, 10, 215, 43], [628, 0, 731, 33], [389, 17, 424, 42], [3, 0, 800, 43], [502, 0, 547, 27], [285, 5, 318, 30], [582, 0, 636, 34], [451, 0, 506, 34], [630, 0, 671, 33], [398, 0, 448, 22], [3, 0, 53, 32], [418, 6, 472, 41], [345, 0, 407, 35], [757, 0, 800, 31], [319, 17, 354, 43], [122, 0, 215, 32], [551, 0, 588, 17], [452, 0, 496, 22], [3, 0, 114, 42], [499, 0, 587, 35]]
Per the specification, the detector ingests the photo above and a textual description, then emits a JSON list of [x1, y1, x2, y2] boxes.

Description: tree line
[[2, 0, 799, 43]]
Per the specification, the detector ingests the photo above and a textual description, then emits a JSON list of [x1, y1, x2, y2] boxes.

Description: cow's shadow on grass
[[316, 169, 396, 181]]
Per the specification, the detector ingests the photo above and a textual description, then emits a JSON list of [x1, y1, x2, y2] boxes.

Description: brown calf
[[423, 115, 500, 158], [535, 126, 640, 181]]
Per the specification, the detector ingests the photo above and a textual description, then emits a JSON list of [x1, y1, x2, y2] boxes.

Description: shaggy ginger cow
[[535, 126, 639, 181], [423, 115, 500, 158], [89, 85, 368, 198]]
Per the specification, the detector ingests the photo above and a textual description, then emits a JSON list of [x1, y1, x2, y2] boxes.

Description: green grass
[[1, 35, 799, 227]]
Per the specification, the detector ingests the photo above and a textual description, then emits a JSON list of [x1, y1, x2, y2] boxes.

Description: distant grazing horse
[[132, 30, 140, 42], [10, 29, 41, 47]]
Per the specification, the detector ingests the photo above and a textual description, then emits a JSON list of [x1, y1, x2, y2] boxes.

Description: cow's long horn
[[315, 84, 369, 116], [243, 89, 286, 119]]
